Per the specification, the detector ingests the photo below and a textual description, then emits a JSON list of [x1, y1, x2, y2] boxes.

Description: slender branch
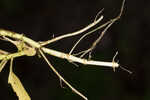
[[0, 29, 119, 68], [42, 47, 119, 68], [69, 0, 125, 55], [39, 49, 88, 100], [0, 29, 40, 48], [0, 50, 26, 60], [40, 16, 103, 46], [0, 49, 9, 55], [79, 21, 114, 58]]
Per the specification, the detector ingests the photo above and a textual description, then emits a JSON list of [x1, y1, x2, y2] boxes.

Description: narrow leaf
[[0, 60, 7, 72], [8, 59, 31, 100]]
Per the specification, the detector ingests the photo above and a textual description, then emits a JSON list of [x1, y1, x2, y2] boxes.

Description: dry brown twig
[[0, 0, 130, 100]]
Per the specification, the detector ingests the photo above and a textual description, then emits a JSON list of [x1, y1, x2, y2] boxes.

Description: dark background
[[0, 0, 150, 100]]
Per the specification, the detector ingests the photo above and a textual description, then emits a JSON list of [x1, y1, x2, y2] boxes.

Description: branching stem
[[0, 30, 119, 68], [0, 0, 127, 100]]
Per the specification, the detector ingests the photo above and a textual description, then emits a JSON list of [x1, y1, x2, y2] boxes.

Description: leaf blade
[[0, 60, 7, 72], [8, 59, 31, 100]]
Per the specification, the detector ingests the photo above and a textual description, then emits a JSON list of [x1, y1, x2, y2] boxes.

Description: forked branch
[[0, 0, 127, 100], [39, 49, 88, 100]]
